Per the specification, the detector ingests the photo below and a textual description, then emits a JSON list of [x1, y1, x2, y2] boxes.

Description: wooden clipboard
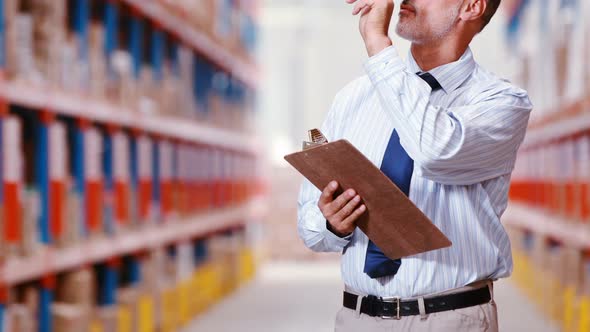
[[285, 139, 452, 260]]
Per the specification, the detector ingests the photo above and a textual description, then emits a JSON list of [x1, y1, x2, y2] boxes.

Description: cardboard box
[[4, 304, 35, 332], [13, 14, 43, 84], [56, 268, 96, 310], [94, 306, 118, 332], [3, 0, 19, 80], [21, 187, 43, 256], [58, 34, 87, 94], [88, 23, 107, 100], [137, 66, 156, 115], [52, 303, 89, 332], [583, 253, 590, 296], [117, 288, 140, 332], [106, 50, 135, 108], [30, 0, 67, 85]]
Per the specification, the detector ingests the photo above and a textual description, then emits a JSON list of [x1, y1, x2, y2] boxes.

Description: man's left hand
[[346, 0, 394, 56]]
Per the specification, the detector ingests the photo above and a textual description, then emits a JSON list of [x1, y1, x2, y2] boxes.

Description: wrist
[[326, 220, 352, 238], [365, 35, 392, 57]]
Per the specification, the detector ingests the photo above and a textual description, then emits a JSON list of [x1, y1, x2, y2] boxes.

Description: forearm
[[365, 35, 393, 57], [297, 180, 352, 253]]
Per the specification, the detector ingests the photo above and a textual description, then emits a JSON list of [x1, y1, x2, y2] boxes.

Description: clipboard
[[285, 130, 451, 260]]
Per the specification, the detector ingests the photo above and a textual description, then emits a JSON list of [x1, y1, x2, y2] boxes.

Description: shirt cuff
[[323, 220, 353, 248], [363, 45, 406, 83]]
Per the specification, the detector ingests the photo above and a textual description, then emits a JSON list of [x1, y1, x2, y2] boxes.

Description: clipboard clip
[[302, 128, 329, 150]]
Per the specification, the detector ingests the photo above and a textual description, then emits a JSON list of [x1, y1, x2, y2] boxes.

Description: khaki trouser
[[335, 281, 499, 332]]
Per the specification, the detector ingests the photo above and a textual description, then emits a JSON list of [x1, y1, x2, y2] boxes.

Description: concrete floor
[[186, 261, 559, 332]]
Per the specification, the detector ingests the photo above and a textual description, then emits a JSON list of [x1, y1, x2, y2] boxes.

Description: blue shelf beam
[[35, 119, 50, 244], [152, 141, 160, 222], [73, 124, 86, 237], [129, 14, 144, 78], [74, 0, 90, 60], [104, 0, 118, 76], [151, 28, 165, 81], [103, 132, 115, 235]]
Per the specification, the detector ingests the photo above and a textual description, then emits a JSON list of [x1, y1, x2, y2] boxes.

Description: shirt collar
[[406, 47, 476, 94]]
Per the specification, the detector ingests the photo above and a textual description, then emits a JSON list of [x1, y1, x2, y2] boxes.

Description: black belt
[[343, 285, 491, 319]]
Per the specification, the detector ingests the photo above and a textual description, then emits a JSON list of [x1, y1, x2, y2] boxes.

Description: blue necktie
[[363, 72, 441, 279]]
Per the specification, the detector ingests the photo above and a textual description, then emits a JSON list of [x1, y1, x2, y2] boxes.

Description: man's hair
[[480, 0, 501, 31]]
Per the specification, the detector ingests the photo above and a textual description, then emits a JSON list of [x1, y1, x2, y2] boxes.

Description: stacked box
[[52, 303, 88, 332], [106, 50, 136, 108], [2, 116, 22, 258], [117, 288, 140, 332], [208, 235, 238, 294], [564, 248, 584, 295], [13, 14, 42, 84], [20, 187, 42, 256], [94, 306, 118, 332], [64, 177, 82, 246], [30, 0, 67, 85], [59, 34, 87, 95], [176, 46, 197, 118], [210, 92, 227, 127], [136, 292, 155, 332], [3, 0, 19, 80], [584, 254, 590, 296], [0, 205, 4, 261], [159, 284, 178, 332], [4, 304, 35, 332], [158, 65, 181, 116], [88, 23, 107, 99], [212, 0, 240, 50], [56, 268, 97, 316], [1, 285, 40, 332], [137, 66, 157, 115]]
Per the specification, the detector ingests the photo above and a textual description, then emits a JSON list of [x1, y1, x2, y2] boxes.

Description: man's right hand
[[318, 181, 366, 237]]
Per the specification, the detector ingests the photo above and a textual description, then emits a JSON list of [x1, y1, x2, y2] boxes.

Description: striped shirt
[[297, 46, 533, 298]]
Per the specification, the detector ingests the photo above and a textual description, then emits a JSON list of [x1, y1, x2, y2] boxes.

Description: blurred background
[[0, 0, 587, 331]]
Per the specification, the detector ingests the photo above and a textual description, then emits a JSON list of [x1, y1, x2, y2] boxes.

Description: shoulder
[[334, 75, 373, 101], [468, 65, 533, 109]]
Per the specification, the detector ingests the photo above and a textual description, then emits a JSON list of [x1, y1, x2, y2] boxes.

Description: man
[[297, 0, 532, 331]]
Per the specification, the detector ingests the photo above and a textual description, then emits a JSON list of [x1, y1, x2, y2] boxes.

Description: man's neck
[[410, 37, 470, 72]]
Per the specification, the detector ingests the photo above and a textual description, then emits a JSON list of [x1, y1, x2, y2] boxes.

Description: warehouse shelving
[[501, 1, 590, 331], [118, 0, 258, 88], [0, 197, 267, 286], [0, 81, 260, 154], [0, 0, 264, 331], [503, 203, 590, 250], [522, 97, 590, 149]]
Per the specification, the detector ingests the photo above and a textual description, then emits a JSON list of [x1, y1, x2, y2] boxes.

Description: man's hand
[[318, 181, 366, 237], [346, 0, 394, 56]]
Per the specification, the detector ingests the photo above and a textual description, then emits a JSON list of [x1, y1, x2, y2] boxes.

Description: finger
[[333, 194, 362, 222], [326, 189, 356, 216], [341, 204, 366, 229], [345, 0, 358, 3], [318, 181, 339, 208], [352, 0, 368, 15], [353, 0, 373, 15], [360, 3, 374, 15]]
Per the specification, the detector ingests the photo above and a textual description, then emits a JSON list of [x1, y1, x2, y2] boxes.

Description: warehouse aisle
[[187, 261, 559, 332]]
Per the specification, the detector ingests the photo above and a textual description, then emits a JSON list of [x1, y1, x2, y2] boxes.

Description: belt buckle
[[379, 296, 401, 320]]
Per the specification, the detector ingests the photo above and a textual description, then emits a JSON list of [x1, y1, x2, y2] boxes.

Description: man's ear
[[459, 0, 487, 23]]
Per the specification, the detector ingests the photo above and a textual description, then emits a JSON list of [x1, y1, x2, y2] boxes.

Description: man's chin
[[395, 25, 414, 42]]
